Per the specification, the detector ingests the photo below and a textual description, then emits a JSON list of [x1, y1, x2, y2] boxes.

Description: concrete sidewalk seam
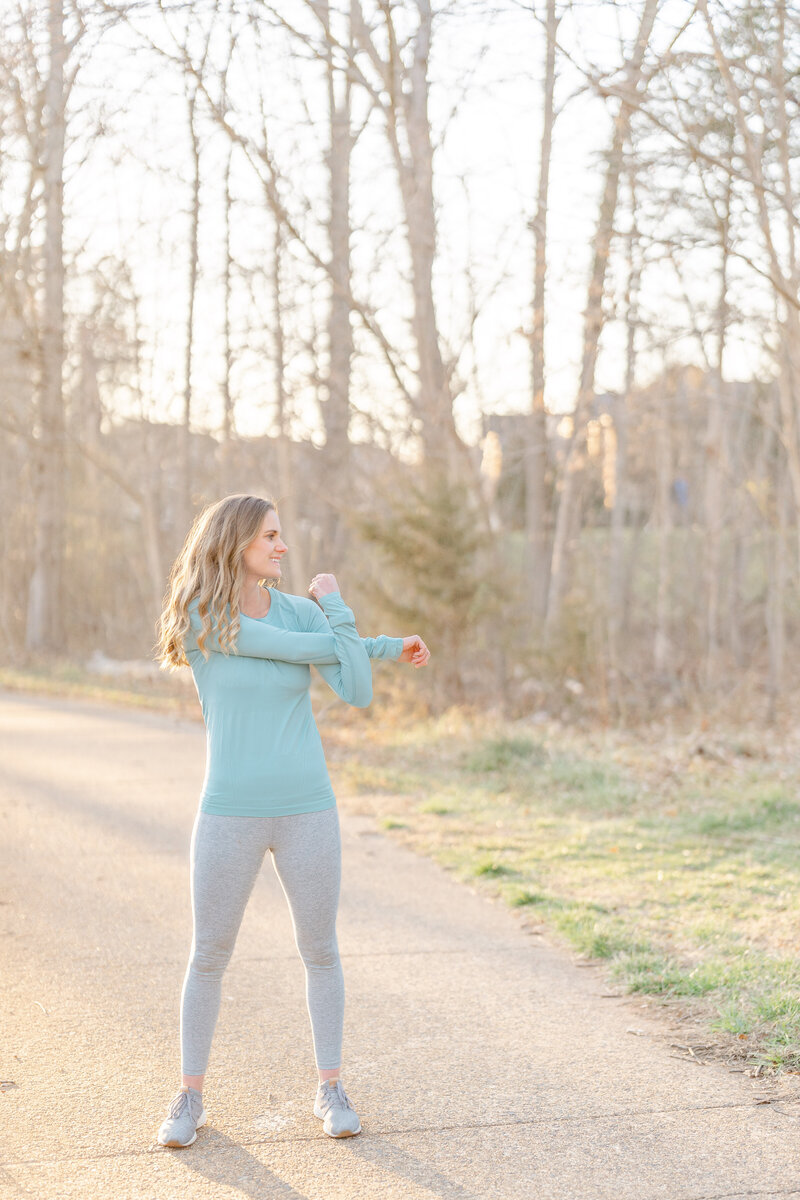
[[0, 1097, 777, 1170], [691, 1187, 800, 1200], [762, 1104, 800, 1122]]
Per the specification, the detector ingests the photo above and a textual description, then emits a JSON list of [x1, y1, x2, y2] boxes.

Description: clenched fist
[[308, 573, 340, 600], [398, 635, 431, 668]]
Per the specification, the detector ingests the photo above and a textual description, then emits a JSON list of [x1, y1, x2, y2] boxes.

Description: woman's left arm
[[307, 591, 375, 707], [305, 597, 430, 697]]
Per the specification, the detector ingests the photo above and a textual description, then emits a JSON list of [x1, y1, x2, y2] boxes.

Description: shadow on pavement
[[155, 1130, 309, 1199], [156, 1125, 483, 1200]]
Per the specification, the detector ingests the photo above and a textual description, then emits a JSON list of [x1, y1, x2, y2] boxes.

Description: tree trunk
[[221, 143, 234, 446], [322, 0, 353, 561], [607, 160, 640, 712], [217, 140, 236, 494], [703, 178, 731, 688], [698, 0, 800, 549], [654, 377, 673, 676], [766, 463, 789, 724], [272, 219, 305, 593], [179, 82, 200, 531], [373, 0, 462, 474], [525, 0, 558, 623], [26, 0, 66, 654], [545, 0, 659, 636], [726, 382, 750, 668], [776, 322, 800, 564]]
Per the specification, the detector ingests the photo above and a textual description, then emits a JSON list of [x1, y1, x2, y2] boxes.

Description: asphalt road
[[2, 690, 800, 1200]]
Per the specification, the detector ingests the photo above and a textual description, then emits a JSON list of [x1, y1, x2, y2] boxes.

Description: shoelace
[[166, 1090, 196, 1121], [318, 1081, 354, 1115]]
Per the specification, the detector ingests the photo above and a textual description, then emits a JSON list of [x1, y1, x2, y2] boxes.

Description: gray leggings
[[180, 805, 344, 1076]]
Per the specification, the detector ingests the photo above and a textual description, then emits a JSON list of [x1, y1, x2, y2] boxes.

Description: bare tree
[[525, 0, 560, 622], [219, 68, 235, 452], [213, 16, 241, 474], [696, 0, 800, 548], [26, 0, 69, 652], [270, 216, 308, 594], [606, 158, 641, 702], [350, 0, 465, 472], [652, 368, 677, 677], [319, 0, 355, 557], [702, 164, 732, 687], [177, 70, 204, 533], [545, 0, 660, 635]]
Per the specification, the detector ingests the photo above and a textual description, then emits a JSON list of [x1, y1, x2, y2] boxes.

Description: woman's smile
[[242, 514, 289, 582]]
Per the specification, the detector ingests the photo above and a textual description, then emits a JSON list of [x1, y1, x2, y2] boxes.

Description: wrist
[[318, 590, 356, 629]]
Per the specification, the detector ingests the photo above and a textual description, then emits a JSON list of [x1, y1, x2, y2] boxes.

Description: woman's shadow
[[153, 1122, 482, 1200]]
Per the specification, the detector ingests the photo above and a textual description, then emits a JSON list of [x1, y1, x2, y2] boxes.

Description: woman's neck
[[239, 579, 272, 618]]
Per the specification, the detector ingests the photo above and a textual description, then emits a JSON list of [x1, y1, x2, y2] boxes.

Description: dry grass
[[322, 696, 800, 1073]]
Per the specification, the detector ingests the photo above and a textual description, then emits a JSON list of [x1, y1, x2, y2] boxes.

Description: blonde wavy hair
[[156, 493, 277, 670]]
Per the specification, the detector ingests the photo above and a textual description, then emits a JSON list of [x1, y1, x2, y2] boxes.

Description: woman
[[155, 493, 430, 1146]]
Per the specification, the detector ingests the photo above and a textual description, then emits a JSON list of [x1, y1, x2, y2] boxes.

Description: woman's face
[[241, 510, 287, 583]]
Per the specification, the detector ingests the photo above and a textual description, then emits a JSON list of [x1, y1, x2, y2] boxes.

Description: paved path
[[1, 691, 800, 1200]]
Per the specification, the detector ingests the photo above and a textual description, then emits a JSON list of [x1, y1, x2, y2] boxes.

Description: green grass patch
[[610, 951, 697, 995], [712, 1003, 753, 1038], [472, 856, 516, 878], [464, 736, 546, 773], [543, 755, 639, 813], [505, 888, 550, 907], [418, 799, 454, 815], [551, 907, 642, 960], [333, 720, 800, 1072], [691, 788, 800, 836]]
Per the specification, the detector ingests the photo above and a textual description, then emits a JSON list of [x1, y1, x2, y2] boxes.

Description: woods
[[2, 0, 798, 720]]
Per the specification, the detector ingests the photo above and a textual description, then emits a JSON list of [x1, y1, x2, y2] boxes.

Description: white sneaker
[[157, 1086, 207, 1147], [313, 1078, 362, 1137]]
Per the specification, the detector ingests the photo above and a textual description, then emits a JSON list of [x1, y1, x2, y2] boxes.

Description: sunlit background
[[3, 0, 798, 719]]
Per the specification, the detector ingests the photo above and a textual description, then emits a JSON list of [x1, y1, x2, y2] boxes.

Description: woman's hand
[[308, 573, 340, 600], [398, 635, 431, 668]]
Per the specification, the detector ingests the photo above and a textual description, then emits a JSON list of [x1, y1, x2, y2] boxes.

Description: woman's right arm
[[186, 599, 403, 664], [186, 600, 340, 664]]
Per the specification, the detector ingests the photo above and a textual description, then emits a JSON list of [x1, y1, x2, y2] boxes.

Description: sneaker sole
[[314, 1104, 362, 1137], [323, 1122, 362, 1138], [158, 1113, 207, 1148]]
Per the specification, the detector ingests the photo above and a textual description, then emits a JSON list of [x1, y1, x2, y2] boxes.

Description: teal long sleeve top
[[185, 588, 404, 817]]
